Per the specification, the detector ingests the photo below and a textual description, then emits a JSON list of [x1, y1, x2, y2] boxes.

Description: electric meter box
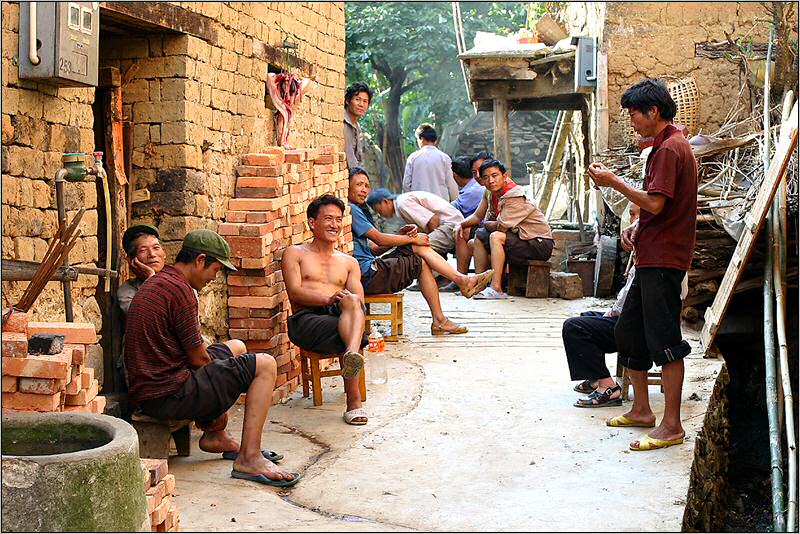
[[19, 2, 99, 87], [571, 36, 597, 94]]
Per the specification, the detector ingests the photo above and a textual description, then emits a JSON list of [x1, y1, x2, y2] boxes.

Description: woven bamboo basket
[[620, 76, 700, 143]]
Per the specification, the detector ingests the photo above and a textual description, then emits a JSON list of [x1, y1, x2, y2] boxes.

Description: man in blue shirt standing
[[347, 168, 494, 335]]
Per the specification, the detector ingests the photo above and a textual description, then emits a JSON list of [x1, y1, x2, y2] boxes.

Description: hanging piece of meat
[[267, 72, 312, 148]]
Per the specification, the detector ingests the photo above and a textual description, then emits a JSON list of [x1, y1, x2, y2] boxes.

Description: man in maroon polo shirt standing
[[588, 79, 697, 452], [125, 229, 300, 486]]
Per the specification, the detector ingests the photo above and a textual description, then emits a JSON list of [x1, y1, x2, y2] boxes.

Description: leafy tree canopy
[[346, 2, 538, 152]]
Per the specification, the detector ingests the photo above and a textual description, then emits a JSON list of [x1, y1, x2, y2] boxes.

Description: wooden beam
[[252, 39, 315, 77], [100, 2, 219, 43], [477, 94, 586, 112], [97, 69, 131, 393], [472, 74, 575, 101], [493, 98, 511, 174]]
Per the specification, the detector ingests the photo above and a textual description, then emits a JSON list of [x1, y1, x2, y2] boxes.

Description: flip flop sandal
[[630, 433, 685, 451], [574, 385, 623, 408], [473, 287, 510, 300], [222, 449, 284, 463], [231, 470, 302, 487], [340, 351, 364, 380], [343, 408, 368, 425], [573, 380, 597, 394], [606, 414, 656, 428]]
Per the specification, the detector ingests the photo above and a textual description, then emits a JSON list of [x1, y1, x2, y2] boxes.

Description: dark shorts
[[475, 228, 553, 264], [288, 302, 369, 355], [139, 343, 257, 430], [614, 267, 691, 371], [362, 245, 422, 294]]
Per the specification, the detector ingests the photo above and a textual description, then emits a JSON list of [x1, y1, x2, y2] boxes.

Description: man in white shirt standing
[[367, 188, 464, 257], [402, 123, 459, 201]]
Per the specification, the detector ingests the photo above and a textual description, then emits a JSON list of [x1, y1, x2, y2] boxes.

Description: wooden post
[[493, 98, 511, 175], [97, 66, 130, 394]]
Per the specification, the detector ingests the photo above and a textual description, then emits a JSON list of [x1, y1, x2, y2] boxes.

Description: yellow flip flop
[[606, 415, 656, 428], [629, 433, 685, 451]]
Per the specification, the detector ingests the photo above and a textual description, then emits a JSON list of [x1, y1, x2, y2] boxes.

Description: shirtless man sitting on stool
[[282, 195, 370, 425]]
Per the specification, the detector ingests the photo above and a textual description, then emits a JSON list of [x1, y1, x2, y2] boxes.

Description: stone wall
[[1, 2, 102, 328], [2, 2, 346, 343], [564, 2, 774, 147], [682, 364, 732, 531]]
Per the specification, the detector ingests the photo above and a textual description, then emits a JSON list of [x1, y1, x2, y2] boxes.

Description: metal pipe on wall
[[53, 168, 73, 322]]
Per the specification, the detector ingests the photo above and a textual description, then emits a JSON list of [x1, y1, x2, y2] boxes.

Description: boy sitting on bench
[[282, 195, 370, 425], [125, 230, 300, 487], [458, 159, 553, 299]]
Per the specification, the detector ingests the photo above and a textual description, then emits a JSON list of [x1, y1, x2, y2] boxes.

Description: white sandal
[[473, 287, 510, 300], [343, 408, 368, 425]]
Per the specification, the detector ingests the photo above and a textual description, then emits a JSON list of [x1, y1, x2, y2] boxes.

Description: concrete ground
[[170, 291, 722, 531]]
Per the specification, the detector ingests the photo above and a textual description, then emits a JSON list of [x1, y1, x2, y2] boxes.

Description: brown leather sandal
[[431, 320, 468, 336]]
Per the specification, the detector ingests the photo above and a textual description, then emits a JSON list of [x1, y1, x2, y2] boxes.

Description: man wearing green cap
[[125, 229, 300, 487]]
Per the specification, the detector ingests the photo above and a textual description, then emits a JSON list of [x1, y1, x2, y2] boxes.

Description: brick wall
[[2, 3, 346, 346], [564, 2, 774, 147]]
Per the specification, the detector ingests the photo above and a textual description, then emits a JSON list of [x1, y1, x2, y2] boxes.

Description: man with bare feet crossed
[[282, 195, 371, 425]]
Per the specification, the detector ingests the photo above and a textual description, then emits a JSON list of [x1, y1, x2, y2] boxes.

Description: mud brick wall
[[220, 145, 351, 402], [2, 3, 345, 343], [114, 2, 346, 338], [564, 2, 774, 146], [1, 2, 102, 329], [682, 365, 731, 531]]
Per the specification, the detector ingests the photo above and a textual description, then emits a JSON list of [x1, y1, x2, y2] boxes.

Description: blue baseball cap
[[366, 188, 397, 208]]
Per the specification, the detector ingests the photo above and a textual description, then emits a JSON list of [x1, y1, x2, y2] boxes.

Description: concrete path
[[170, 292, 722, 531]]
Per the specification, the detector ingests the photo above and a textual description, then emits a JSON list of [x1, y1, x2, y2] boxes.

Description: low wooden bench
[[616, 361, 664, 400], [507, 260, 551, 298], [364, 293, 403, 341], [300, 349, 367, 407], [130, 411, 192, 459]]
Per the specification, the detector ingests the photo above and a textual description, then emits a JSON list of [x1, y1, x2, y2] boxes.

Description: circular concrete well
[[2, 412, 149, 532]]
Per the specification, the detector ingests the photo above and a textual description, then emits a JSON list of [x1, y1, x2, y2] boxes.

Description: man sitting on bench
[[348, 168, 494, 335], [458, 159, 553, 299], [118, 224, 247, 383], [125, 230, 300, 487], [282, 195, 370, 425]]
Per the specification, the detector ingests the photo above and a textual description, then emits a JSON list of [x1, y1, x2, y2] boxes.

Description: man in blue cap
[[125, 229, 301, 487]]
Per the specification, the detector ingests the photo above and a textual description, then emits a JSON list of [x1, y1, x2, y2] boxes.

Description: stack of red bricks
[[220, 145, 353, 403], [141, 458, 180, 532], [1, 310, 105, 413]]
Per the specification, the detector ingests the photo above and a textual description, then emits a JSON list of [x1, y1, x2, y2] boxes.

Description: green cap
[[122, 224, 160, 256], [182, 229, 237, 271]]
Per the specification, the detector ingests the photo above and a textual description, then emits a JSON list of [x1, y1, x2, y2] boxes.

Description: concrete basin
[[2, 412, 148, 532]]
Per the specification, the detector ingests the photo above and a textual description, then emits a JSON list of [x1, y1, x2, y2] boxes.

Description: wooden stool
[[364, 293, 403, 341], [616, 360, 664, 401], [130, 411, 192, 459], [300, 349, 367, 407], [507, 260, 551, 298]]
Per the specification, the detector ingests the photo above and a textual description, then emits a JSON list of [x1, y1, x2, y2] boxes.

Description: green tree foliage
[[346, 2, 535, 188]]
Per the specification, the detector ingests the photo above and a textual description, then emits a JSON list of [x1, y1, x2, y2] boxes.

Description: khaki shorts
[[427, 222, 457, 255]]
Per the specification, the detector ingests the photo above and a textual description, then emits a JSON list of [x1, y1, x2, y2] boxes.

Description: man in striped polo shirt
[[125, 229, 300, 487]]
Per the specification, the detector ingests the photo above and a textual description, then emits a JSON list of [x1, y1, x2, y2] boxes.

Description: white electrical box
[[571, 36, 597, 94], [18, 2, 99, 87]]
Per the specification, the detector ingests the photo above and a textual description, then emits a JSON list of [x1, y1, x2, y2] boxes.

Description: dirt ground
[[169, 291, 722, 531]]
